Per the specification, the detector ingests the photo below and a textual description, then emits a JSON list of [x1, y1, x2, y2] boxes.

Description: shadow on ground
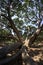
[[22, 41, 43, 65]]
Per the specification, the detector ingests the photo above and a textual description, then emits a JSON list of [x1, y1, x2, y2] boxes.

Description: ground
[[0, 30, 43, 65], [22, 30, 43, 65], [22, 41, 43, 65]]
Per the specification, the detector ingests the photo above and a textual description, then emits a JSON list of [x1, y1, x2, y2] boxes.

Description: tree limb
[[1, 14, 24, 44], [0, 34, 19, 42]]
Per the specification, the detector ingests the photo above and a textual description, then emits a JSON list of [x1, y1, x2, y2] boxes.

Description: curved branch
[[1, 14, 24, 44]]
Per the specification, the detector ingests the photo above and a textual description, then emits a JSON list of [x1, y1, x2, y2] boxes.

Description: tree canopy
[[0, 0, 43, 46]]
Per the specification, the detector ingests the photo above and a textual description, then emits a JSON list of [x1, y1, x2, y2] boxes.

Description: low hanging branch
[[28, 20, 43, 47]]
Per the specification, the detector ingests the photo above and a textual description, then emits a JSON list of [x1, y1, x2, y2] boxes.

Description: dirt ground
[[22, 41, 43, 65]]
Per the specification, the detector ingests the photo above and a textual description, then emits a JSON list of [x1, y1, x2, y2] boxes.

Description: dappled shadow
[[30, 40, 43, 48], [22, 48, 43, 65], [31, 45, 43, 48], [38, 59, 43, 65], [23, 57, 43, 65], [22, 41, 43, 65], [28, 49, 40, 57], [23, 56, 38, 65]]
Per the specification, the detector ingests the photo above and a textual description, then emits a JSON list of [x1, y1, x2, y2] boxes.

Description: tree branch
[[28, 23, 43, 47], [1, 14, 24, 44], [0, 34, 19, 42]]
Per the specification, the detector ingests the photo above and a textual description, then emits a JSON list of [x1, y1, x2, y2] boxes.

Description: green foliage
[[0, 29, 10, 35], [41, 0, 43, 4], [0, 0, 42, 42]]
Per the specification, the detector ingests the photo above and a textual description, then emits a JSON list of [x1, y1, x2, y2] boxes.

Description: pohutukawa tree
[[0, 0, 43, 47]]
